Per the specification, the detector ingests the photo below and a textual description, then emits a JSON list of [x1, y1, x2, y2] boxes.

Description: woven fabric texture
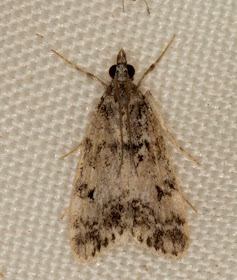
[[0, 0, 236, 279]]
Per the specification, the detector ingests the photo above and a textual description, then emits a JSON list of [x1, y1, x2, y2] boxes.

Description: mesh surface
[[0, 0, 236, 279]]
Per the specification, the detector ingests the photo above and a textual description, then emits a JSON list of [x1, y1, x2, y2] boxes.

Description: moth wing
[[69, 87, 189, 262], [69, 91, 129, 262], [126, 90, 189, 257]]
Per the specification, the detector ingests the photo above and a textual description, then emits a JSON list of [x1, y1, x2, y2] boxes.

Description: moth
[[52, 35, 198, 262]]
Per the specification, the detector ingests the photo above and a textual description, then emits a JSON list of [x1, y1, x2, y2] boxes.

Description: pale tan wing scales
[[69, 88, 131, 262], [124, 89, 189, 257], [69, 84, 189, 262]]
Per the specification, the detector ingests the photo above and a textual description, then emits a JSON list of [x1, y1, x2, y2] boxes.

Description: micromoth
[[52, 35, 199, 262]]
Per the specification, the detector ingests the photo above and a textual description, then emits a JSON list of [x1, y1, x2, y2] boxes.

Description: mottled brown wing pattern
[[69, 86, 131, 262], [125, 90, 189, 257], [69, 84, 189, 262]]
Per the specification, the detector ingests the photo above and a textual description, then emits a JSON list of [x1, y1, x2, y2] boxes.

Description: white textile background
[[0, 0, 236, 279]]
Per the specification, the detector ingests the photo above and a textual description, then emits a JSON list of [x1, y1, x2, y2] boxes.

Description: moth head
[[109, 49, 135, 82]]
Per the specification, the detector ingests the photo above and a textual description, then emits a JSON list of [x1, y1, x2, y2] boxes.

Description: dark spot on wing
[[155, 185, 172, 201], [110, 142, 118, 153], [123, 142, 143, 152], [147, 237, 152, 247], [174, 215, 186, 226], [144, 139, 150, 151], [85, 137, 92, 152], [88, 189, 95, 200], [97, 140, 106, 154], [103, 202, 124, 229], [164, 179, 176, 190], [73, 227, 104, 258], [172, 250, 178, 256], [76, 182, 88, 195], [103, 237, 109, 247], [153, 229, 165, 251], [137, 235, 143, 242], [162, 248, 167, 254], [137, 102, 147, 119], [111, 233, 115, 240], [138, 154, 143, 162], [99, 103, 114, 119], [156, 185, 164, 201], [129, 199, 155, 228], [76, 182, 96, 200], [166, 228, 187, 252]]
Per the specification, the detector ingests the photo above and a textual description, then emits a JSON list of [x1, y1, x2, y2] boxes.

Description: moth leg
[[142, 0, 150, 14], [182, 193, 197, 212], [51, 50, 107, 88], [133, 0, 150, 14], [137, 35, 175, 88], [60, 140, 84, 159], [145, 91, 200, 166], [61, 206, 70, 219], [122, 0, 125, 12]]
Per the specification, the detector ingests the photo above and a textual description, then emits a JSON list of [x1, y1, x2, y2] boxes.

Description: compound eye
[[109, 65, 117, 78], [127, 64, 135, 79]]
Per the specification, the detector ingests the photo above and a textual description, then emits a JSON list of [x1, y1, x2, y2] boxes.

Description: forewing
[[125, 90, 189, 257], [69, 89, 130, 262]]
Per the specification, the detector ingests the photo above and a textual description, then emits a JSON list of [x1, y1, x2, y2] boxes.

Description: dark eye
[[127, 64, 135, 79], [109, 65, 117, 78]]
